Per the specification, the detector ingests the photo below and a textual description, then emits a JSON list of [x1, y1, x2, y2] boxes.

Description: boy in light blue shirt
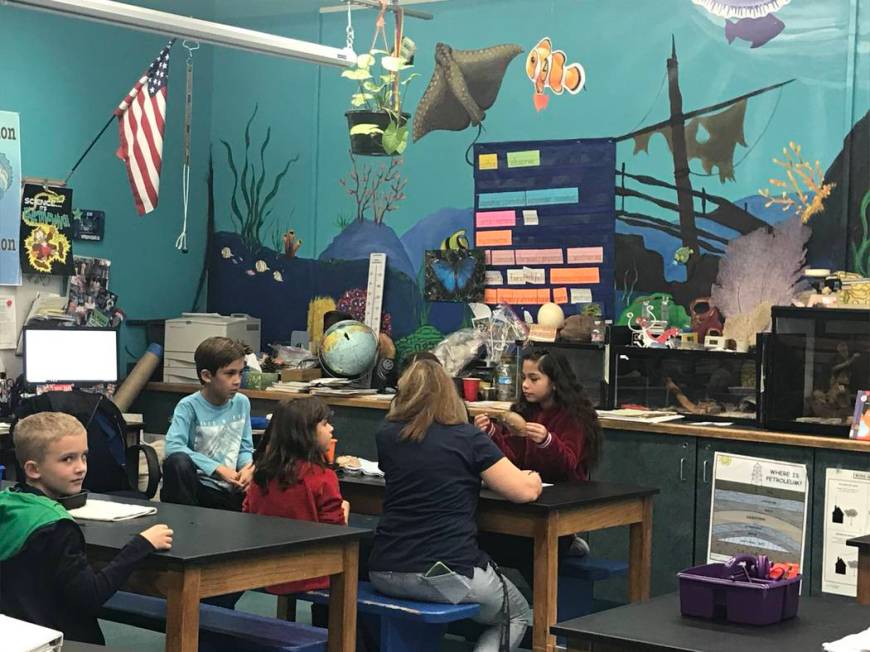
[[161, 336, 254, 511]]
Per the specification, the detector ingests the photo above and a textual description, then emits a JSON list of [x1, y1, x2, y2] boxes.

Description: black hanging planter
[[346, 110, 410, 156]]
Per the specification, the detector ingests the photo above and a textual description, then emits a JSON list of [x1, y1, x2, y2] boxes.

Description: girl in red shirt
[[475, 349, 601, 483], [244, 397, 349, 594]]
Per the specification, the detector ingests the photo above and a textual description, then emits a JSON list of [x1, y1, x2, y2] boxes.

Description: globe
[[319, 319, 379, 378]]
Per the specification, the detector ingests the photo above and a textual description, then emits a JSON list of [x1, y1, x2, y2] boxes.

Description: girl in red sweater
[[244, 397, 349, 594], [475, 349, 601, 483]]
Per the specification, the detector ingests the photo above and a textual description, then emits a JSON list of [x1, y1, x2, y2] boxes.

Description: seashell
[[221, 247, 232, 259], [255, 260, 269, 273], [273, 270, 284, 282], [245, 269, 256, 276]]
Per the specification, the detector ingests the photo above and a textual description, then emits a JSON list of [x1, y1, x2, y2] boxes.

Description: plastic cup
[[462, 377, 481, 402], [325, 438, 337, 464]]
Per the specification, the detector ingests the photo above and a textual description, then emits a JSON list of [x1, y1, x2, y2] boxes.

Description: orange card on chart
[[553, 287, 569, 304], [550, 267, 600, 284], [476, 230, 513, 247]]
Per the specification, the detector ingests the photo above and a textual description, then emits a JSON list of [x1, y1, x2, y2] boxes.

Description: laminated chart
[[473, 138, 616, 319]]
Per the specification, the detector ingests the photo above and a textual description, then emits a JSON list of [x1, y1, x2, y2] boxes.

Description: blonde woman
[[368, 359, 542, 652]]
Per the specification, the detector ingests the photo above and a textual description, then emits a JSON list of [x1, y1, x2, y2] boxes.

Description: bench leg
[[380, 618, 447, 652]]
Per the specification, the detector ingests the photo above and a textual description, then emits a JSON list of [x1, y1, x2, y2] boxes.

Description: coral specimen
[[758, 142, 836, 223], [336, 287, 393, 335], [711, 216, 809, 318]]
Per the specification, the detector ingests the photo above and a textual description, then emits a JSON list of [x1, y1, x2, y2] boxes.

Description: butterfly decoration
[[424, 248, 485, 303]]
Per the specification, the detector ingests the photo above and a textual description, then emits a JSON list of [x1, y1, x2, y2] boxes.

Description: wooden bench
[[101, 591, 327, 652], [290, 581, 480, 652]]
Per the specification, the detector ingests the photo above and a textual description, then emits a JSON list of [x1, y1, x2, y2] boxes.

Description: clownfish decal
[[526, 37, 585, 112]]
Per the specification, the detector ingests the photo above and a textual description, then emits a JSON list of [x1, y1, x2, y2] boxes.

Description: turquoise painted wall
[[0, 1, 215, 371], [311, 0, 869, 253]]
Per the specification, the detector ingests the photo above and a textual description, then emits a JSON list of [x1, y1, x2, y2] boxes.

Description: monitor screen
[[24, 328, 118, 384]]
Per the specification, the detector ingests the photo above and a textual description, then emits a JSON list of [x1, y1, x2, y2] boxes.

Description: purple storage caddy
[[677, 563, 801, 626]]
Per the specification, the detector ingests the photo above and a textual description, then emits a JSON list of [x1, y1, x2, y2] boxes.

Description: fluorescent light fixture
[[3, 0, 357, 67]]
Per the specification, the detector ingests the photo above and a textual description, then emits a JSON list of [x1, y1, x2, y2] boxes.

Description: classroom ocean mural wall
[[205, 0, 869, 358]]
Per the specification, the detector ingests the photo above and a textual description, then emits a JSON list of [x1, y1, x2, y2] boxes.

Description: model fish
[[673, 246, 694, 265], [440, 228, 469, 251], [526, 37, 585, 112]]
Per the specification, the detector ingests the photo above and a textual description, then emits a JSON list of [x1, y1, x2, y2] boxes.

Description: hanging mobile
[[176, 39, 199, 253]]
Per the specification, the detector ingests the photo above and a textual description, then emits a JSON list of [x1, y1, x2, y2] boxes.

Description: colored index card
[[525, 187, 579, 205], [485, 271, 503, 285], [566, 246, 604, 264], [484, 288, 499, 304], [507, 269, 525, 285], [475, 210, 516, 228], [478, 153, 498, 170], [553, 288, 569, 304], [550, 267, 600, 284], [570, 288, 593, 303], [522, 209, 539, 225], [478, 191, 526, 209], [523, 267, 545, 284], [507, 150, 541, 168], [514, 249, 564, 265], [476, 230, 513, 247], [490, 250, 516, 265]]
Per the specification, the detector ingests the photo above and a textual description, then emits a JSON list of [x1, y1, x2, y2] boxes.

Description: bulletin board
[[473, 138, 615, 319]]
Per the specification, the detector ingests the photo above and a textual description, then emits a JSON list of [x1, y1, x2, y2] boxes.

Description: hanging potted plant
[[343, 8, 417, 156]]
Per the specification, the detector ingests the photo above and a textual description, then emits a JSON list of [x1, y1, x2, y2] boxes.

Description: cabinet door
[[811, 449, 870, 596], [588, 429, 696, 597], [694, 439, 815, 590]]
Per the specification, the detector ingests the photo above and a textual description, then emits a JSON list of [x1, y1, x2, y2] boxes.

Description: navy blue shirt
[[368, 420, 504, 577]]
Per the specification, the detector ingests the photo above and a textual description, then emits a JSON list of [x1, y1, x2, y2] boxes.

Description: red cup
[[462, 377, 481, 402]]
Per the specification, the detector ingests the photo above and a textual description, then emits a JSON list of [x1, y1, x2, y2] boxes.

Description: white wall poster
[[822, 468, 870, 596], [708, 452, 808, 573]]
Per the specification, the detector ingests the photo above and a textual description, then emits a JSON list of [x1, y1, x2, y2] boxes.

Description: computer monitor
[[23, 327, 118, 384]]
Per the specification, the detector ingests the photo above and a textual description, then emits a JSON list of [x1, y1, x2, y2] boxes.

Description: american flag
[[114, 40, 175, 215]]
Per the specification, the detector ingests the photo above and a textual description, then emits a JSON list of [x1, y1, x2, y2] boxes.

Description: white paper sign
[[0, 295, 16, 349], [484, 271, 503, 286], [708, 452, 808, 572], [506, 269, 525, 285], [822, 468, 870, 596], [570, 288, 593, 304], [522, 209, 539, 225], [523, 266, 545, 284]]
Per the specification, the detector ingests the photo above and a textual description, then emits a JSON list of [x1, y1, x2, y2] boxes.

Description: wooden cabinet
[[589, 430, 696, 596]]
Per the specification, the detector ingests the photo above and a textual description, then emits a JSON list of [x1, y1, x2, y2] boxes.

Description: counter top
[[145, 382, 870, 453]]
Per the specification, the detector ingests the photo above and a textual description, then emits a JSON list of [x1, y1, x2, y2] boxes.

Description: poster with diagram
[[708, 452, 808, 571], [822, 468, 870, 596]]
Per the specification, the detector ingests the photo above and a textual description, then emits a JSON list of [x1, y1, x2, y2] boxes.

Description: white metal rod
[[2, 0, 357, 67]]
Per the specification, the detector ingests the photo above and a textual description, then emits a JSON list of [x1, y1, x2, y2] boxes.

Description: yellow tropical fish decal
[[440, 228, 469, 251], [526, 37, 585, 112]]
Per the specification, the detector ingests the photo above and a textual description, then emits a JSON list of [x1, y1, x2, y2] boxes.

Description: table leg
[[328, 539, 359, 652], [164, 568, 201, 652], [857, 549, 870, 605], [532, 513, 559, 652], [627, 496, 653, 602]]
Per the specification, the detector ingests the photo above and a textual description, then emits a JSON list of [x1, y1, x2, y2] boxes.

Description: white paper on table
[[68, 499, 158, 521], [0, 296, 16, 349]]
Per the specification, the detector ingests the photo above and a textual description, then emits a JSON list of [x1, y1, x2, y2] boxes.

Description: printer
[[163, 313, 261, 384]]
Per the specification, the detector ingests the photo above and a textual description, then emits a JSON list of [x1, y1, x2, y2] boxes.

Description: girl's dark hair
[[253, 397, 331, 491], [512, 349, 601, 468]]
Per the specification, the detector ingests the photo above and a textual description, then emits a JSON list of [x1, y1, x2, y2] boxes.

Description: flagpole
[[63, 113, 116, 185]]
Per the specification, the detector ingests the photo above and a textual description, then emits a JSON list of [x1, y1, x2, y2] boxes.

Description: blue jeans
[[369, 564, 531, 651]]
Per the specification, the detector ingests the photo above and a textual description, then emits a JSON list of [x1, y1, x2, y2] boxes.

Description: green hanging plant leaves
[[381, 121, 408, 155], [349, 123, 384, 136], [341, 68, 372, 80]]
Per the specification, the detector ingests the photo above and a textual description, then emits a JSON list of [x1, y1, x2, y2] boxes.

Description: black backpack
[[12, 390, 160, 498]]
